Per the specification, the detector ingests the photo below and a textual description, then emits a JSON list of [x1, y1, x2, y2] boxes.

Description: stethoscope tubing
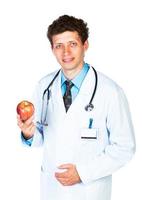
[[42, 69, 61, 100], [89, 67, 98, 105], [41, 66, 98, 125]]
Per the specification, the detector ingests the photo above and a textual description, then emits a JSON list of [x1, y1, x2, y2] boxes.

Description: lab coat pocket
[[79, 128, 100, 156], [80, 128, 98, 140]]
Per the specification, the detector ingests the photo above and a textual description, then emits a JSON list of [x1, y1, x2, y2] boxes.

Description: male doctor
[[17, 15, 136, 200]]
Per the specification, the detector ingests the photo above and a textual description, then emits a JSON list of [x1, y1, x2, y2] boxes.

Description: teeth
[[63, 58, 73, 62]]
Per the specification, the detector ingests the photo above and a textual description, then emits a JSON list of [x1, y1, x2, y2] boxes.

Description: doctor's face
[[52, 31, 88, 76]]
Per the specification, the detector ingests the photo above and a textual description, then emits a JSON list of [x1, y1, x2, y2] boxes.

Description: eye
[[70, 42, 77, 47], [54, 44, 63, 49]]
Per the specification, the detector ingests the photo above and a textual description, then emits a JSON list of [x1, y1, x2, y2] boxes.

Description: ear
[[51, 44, 54, 50], [83, 40, 89, 51]]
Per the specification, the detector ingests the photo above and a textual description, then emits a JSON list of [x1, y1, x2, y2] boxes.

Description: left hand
[[55, 163, 81, 186]]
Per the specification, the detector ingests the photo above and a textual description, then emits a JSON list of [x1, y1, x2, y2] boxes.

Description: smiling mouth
[[62, 58, 74, 63]]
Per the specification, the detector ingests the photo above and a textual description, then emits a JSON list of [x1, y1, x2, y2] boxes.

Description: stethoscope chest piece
[[85, 103, 94, 112]]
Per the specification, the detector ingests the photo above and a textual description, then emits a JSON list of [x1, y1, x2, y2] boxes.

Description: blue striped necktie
[[63, 80, 74, 112]]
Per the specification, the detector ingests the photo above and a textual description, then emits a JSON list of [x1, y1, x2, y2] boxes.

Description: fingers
[[56, 177, 73, 186], [55, 171, 73, 186], [17, 114, 34, 128], [17, 114, 35, 139], [17, 114, 34, 125], [55, 170, 68, 179], [55, 163, 72, 178], [55, 164, 81, 186]]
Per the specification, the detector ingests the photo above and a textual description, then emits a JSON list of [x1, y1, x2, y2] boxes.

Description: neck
[[62, 65, 84, 80]]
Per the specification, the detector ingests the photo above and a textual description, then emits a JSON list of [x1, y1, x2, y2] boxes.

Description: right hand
[[17, 114, 35, 139]]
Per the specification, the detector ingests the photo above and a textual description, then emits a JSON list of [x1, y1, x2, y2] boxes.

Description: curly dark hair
[[47, 15, 89, 46]]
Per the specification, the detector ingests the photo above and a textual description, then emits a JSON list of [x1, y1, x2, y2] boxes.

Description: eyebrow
[[54, 40, 78, 44]]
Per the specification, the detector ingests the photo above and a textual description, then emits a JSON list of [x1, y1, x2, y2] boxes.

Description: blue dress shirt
[[61, 63, 89, 101]]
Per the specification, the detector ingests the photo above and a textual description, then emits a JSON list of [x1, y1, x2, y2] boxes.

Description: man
[[17, 15, 135, 200]]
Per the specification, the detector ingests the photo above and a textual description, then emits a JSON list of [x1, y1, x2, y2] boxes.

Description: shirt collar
[[61, 63, 89, 89]]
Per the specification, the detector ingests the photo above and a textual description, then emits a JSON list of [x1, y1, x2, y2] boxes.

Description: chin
[[61, 62, 75, 69]]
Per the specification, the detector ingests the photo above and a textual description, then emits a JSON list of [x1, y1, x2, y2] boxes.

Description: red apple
[[17, 100, 34, 121]]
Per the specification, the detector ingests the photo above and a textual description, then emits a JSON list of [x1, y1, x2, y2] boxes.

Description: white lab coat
[[31, 67, 135, 200]]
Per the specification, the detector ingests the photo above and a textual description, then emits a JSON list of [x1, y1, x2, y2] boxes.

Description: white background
[[0, 0, 141, 199]]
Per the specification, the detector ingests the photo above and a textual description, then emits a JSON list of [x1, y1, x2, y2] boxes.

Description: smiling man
[[17, 15, 135, 200]]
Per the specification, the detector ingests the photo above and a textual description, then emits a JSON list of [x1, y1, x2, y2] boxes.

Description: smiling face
[[52, 31, 89, 78]]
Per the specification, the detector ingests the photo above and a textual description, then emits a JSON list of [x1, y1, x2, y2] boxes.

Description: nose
[[63, 45, 70, 55]]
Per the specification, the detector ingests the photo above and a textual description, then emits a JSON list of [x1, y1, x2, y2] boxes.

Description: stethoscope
[[38, 66, 98, 126]]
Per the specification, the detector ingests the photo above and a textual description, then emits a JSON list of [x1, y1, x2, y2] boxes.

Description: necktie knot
[[65, 80, 74, 92]]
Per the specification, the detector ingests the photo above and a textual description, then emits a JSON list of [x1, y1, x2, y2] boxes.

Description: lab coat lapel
[[51, 71, 66, 121]]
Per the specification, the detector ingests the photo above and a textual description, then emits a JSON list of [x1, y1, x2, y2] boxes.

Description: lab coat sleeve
[[76, 86, 136, 184]]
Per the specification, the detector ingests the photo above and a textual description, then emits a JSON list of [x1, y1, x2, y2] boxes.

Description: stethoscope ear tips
[[85, 103, 94, 112]]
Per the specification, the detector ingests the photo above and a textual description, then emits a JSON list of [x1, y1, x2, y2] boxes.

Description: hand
[[55, 163, 81, 186], [17, 114, 35, 139]]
